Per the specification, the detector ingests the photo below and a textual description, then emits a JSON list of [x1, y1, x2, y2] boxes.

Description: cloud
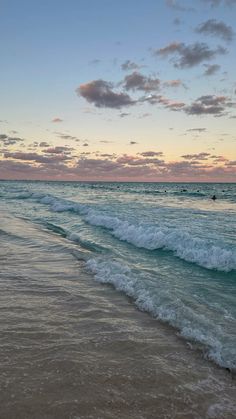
[[164, 79, 185, 88], [142, 94, 185, 110], [123, 72, 161, 92], [0, 134, 24, 146], [186, 128, 206, 132], [52, 117, 63, 123], [119, 112, 130, 118], [165, 0, 194, 11], [116, 155, 165, 166], [212, 155, 228, 162], [138, 113, 151, 118], [89, 59, 101, 65], [155, 42, 226, 68], [226, 160, 236, 166], [99, 140, 113, 143], [121, 60, 141, 71], [77, 79, 135, 109], [1, 150, 235, 181], [39, 141, 50, 147], [129, 141, 138, 145], [185, 95, 235, 116], [181, 152, 211, 160], [196, 19, 234, 42], [156, 42, 182, 56], [55, 132, 80, 141], [173, 17, 182, 25], [4, 151, 71, 163], [43, 146, 73, 154], [203, 64, 221, 76], [201, 0, 236, 7], [139, 151, 164, 157]]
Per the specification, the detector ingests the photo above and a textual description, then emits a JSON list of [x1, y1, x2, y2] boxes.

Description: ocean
[[0, 180, 236, 418]]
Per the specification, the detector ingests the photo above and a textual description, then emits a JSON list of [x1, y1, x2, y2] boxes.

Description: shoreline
[[0, 212, 236, 418]]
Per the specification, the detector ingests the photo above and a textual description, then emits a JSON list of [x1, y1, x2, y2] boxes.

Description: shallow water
[[0, 211, 236, 419], [1, 180, 236, 370]]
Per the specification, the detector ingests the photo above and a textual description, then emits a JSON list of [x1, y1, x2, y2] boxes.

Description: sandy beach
[[0, 212, 235, 419]]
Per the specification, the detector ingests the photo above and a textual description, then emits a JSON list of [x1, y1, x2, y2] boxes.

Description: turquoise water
[[1, 180, 236, 370]]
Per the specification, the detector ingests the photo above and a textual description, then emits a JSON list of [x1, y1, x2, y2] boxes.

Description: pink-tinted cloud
[[1, 149, 235, 182], [4, 151, 71, 163], [52, 118, 63, 123]]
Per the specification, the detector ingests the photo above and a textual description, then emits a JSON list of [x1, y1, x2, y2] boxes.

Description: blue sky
[[0, 0, 236, 181]]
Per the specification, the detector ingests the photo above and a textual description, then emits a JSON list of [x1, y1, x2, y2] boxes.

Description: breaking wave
[[86, 257, 236, 370], [31, 194, 236, 272]]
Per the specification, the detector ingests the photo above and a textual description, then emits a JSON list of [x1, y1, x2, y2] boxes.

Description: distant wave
[[10, 192, 236, 272]]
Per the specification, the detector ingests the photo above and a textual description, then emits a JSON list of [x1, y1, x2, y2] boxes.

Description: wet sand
[[0, 214, 236, 419]]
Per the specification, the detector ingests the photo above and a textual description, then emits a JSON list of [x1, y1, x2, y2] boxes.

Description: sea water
[[1, 180, 235, 373]]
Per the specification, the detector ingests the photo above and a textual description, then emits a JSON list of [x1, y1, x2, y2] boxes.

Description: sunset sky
[[0, 0, 236, 181]]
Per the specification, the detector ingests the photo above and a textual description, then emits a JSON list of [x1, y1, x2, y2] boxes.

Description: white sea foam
[[84, 212, 236, 272], [32, 194, 236, 272], [86, 257, 235, 369]]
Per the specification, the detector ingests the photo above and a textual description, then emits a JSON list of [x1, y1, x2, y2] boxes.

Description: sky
[[0, 0, 236, 181]]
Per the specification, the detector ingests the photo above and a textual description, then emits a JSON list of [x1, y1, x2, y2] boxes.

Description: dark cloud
[[77, 80, 135, 109], [181, 152, 211, 160], [39, 141, 50, 147], [123, 72, 161, 92], [119, 112, 130, 118], [139, 151, 164, 157], [116, 155, 165, 166], [121, 60, 141, 71], [4, 151, 71, 163], [129, 141, 138, 145], [203, 64, 221, 76], [196, 19, 234, 42], [43, 146, 73, 154], [0, 134, 24, 146], [185, 95, 235, 116], [155, 42, 226, 68], [99, 153, 116, 158]]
